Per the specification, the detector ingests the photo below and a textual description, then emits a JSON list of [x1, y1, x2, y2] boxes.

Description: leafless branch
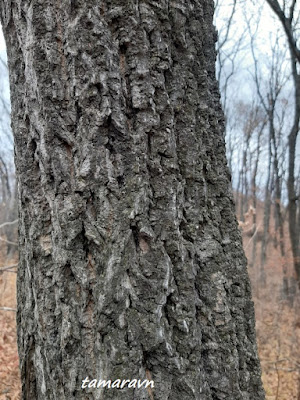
[[0, 236, 18, 246], [0, 307, 17, 312], [0, 263, 18, 272], [0, 219, 18, 229], [265, 0, 300, 63]]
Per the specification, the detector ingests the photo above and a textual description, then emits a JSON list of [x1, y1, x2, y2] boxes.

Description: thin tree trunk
[[287, 64, 300, 283], [239, 147, 248, 222], [270, 118, 287, 297], [0, 1, 264, 399], [239, 127, 251, 222], [250, 125, 263, 268], [260, 128, 273, 288], [0, 155, 11, 202]]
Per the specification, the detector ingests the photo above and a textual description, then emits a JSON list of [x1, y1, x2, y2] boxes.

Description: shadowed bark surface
[[0, 0, 264, 399]]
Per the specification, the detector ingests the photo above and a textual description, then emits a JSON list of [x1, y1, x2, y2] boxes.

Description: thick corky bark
[[0, 1, 264, 399]]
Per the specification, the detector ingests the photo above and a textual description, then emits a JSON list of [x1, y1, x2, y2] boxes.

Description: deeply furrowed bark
[[0, 1, 264, 399]]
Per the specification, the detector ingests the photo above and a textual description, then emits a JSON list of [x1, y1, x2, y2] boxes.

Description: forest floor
[[242, 202, 300, 400], [0, 204, 299, 399]]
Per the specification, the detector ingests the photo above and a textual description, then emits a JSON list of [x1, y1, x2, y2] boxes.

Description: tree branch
[[0, 263, 18, 272], [0, 219, 18, 229], [265, 0, 300, 64], [0, 237, 18, 246]]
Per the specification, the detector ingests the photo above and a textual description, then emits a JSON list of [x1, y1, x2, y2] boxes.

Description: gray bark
[[0, 1, 264, 399]]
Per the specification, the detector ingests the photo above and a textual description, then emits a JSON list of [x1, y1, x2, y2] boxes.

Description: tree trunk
[[287, 66, 300, 283], [270, 114, 288, 298], [0, 1, 264, 399], [249, 124, 263, 269], [259, 123, 273, 288]]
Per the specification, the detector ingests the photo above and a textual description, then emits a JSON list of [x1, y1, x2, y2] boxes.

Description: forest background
[[0, 0, 300, 399]]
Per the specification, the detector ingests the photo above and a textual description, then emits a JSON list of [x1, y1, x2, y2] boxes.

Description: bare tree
[[247, 15, 294, 290], [265, 0, 300, 282], [247, 105, 266, 268], [215, 0, 248, 114]]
